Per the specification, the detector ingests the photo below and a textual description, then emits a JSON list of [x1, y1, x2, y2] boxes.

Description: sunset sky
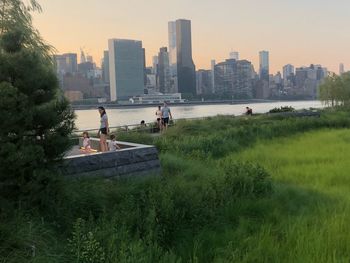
[[33, 0, 350, 74]]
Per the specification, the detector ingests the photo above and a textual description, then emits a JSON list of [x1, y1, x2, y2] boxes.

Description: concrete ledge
[[61, 140, 161, 178]]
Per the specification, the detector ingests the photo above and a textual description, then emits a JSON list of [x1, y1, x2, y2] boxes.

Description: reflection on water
[[75, 101, 323, 130]]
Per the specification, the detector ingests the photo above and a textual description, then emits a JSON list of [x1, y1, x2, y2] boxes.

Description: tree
[[0, 0, 75, 205], [319, 72, 350, 107]]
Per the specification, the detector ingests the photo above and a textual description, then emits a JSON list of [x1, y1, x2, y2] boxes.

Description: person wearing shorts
[[98, 106, 109, 152], [161, 102, 172, 131]]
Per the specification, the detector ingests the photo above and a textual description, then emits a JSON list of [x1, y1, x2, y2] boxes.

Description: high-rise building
[[80, 49, 86, 63], [152, 56, 159, 75], [259, 51, 269, 82], [211, 60, 216, 94], [196, 70, 213, 95], [54, 53, 78, 75], [283, 64, 295, 86], [339, 63, 345, 75], [102, 50, 110, 84], [215, 59, 253, 99], [168, 19, 196, 96], [283, 64, 295, 80], [157, 47, 171, 93], [108, 39, 145, 101], [274, 72, 282, 85], [86, 55, 93, 63], [295, 64, 327, 99], [229, 51, 239, 60]]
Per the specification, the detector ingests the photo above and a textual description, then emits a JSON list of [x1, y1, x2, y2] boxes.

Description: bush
[[269, 106, 295, 113], [0, 25, 75, 205]]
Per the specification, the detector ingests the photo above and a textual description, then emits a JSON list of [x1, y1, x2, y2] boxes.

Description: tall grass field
[[1, 109, 350, 262]]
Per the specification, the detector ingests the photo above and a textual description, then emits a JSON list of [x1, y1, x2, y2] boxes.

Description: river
[[75, 100, 323, 130]]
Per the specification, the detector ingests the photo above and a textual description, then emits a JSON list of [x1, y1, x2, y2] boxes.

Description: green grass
[[3, 110, 350, 262], [227, 129, 350, 262]]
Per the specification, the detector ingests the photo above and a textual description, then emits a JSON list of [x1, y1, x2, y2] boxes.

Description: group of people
[[80, 106, 120, 153], [155, 102, 173, 132], [81, 102, 173, 154]]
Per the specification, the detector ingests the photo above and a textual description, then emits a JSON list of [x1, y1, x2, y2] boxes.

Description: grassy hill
[[2, 109, 350, 262]]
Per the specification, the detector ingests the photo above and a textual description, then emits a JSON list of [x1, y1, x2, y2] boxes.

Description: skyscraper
[[196, 70, 212, 95], [295, 64, 327, 99], [283, 64, 295, 86], [86, 55, 93, 63], [259, 51, 269, 82], [283, 64, 295, 80], [168, 19, 196, 96], [108, 39, 145, 101], [211, 60, 216, 94], [102, 50, 110, 84], [157, 47, 171, 93], [54, 53, 78, 75], [339, 63, 345, 75], [152, 56, 159, 75], [229, 51, 239, 60]]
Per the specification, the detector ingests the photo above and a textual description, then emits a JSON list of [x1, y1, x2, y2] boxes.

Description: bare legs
[[99, 133, 108, 152]]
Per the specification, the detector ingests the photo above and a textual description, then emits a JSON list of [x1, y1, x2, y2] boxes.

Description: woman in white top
[[98, 106, 109, 152]]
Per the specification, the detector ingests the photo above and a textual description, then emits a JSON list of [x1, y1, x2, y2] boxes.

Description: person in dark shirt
[[246, 107, 253, 116]]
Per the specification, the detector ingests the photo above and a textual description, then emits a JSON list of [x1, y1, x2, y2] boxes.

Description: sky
[[33, 0, 350, 74]]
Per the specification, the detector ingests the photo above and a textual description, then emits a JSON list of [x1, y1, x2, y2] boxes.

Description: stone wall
[[61, 141, 161, 178]]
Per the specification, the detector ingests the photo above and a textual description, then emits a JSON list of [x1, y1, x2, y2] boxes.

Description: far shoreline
[[72, 99, 319, 110]]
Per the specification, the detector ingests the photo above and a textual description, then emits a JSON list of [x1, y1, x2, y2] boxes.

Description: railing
[[74, 116, 219, 135], [74, 109, 321, 135]]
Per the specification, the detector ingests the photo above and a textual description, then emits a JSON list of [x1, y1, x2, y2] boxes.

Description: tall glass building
[[108, 39, 145, 101], [157, 47, 171, 93], [168, 19, 196, 96], [102, 50, 110, 84], [259, 51, 269, 82]]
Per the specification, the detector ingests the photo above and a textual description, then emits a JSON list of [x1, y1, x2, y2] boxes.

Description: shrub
[[0, 4, 75, 206], [269, 106, 295, 113]]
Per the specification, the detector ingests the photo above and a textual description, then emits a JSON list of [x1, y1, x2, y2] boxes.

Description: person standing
[[161, 102, 173, 131], [98, 106, 109, 152], [155, 105, 162, 131]]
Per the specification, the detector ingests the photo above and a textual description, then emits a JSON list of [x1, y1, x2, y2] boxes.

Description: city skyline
[[33, 0, 350, 74]]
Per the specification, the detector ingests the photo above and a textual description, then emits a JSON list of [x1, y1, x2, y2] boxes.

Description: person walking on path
[[161, 102, 173, 132], [155, 105, 162, 131], [98, 106, 109, 152]]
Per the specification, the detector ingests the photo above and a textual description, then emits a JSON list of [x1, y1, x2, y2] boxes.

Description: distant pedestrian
[[98, 106, 109, 152], [155, 105, 162, 130], [161, 102, 173, 131], [246, 107, 253, 116]]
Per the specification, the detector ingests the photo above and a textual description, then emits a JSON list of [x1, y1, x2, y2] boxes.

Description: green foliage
[[0, 1, 75, 205], [3, 109, 350, 262], [319, 72, 350, 106], [0, 0, 52, 57], [68, 218, 106, 263], [268, 106, 295, 113], [229, 129, 350, 262], [151, 110, 350, 160]]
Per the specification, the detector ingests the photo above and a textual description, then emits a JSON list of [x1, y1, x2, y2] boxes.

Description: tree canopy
[[319, 72, 350, 107], [0, 0, 75, 205]]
